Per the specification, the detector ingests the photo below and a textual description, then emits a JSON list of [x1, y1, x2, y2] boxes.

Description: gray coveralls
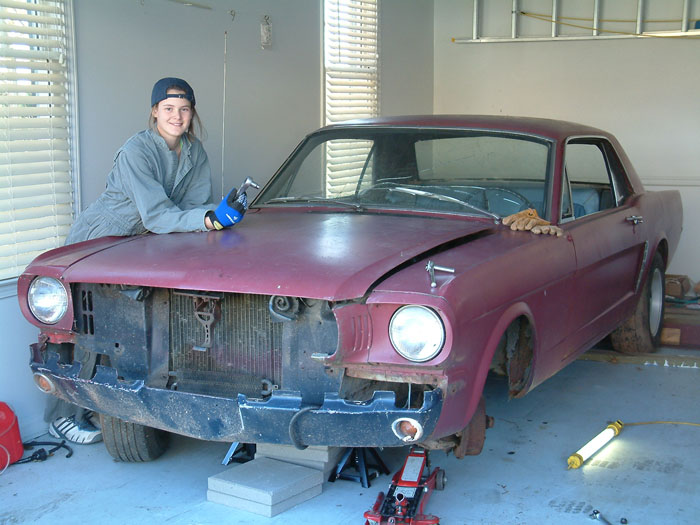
[[66, 128, 214, 244]]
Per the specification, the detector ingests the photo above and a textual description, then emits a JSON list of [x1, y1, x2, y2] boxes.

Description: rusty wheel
[[610, 252, 665, 354]]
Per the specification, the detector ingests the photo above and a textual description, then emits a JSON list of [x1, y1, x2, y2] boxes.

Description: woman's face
[[152, 88, 193, 143]]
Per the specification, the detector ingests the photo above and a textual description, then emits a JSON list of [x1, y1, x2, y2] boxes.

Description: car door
[[560, 138, 647, 352]]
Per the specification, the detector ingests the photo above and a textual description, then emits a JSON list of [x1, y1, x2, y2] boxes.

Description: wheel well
[[489, 316, 534, 399], [655, 240, 668, 269]]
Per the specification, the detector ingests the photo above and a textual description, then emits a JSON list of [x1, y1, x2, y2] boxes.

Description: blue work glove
[[208, 188, 248, 230]]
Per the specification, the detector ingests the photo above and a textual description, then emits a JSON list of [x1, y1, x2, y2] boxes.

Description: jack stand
[[221, 442, 256, 466], [328, 447, 391, 488], [363, 447, 445, 525]]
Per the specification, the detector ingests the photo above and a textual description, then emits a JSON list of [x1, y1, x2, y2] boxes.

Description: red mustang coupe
[[18, 116, 682, 461]]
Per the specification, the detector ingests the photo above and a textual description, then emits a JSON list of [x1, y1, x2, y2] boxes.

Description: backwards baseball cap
[[151, 77, 196, 107]]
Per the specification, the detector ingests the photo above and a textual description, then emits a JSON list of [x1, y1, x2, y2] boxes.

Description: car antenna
[[220, 29, 228, 199]]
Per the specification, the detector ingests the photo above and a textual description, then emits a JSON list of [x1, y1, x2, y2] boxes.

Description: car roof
[[320, 115, 610, 142]]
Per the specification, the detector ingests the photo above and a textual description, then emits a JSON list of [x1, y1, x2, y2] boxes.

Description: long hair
[[148, 99, 207, 142]]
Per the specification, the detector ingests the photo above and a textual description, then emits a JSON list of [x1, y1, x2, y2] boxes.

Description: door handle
[[626, 215, 644, 225]]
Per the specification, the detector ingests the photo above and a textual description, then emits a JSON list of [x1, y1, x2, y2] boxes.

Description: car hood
[[29, 209, 494, 301]]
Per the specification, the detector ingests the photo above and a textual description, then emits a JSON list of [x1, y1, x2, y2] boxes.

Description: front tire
[[610, 252, 665, 354], [100, 414, 169, 462]]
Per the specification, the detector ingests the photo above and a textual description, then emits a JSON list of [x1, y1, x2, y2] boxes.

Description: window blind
[[324, 0, 378, 196], [0, 0, 74, 281]]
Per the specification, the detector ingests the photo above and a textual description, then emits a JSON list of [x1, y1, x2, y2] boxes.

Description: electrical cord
[[665, 296, 700, 305], [288, 405, 321, 451], [12, 440, 74, 466], [625, 420, 700, 428]]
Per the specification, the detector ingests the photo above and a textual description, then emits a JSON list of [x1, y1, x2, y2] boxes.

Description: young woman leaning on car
[[47, 77, 249, 445]]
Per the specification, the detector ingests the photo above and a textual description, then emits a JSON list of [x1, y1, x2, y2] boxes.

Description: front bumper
[[32, 350, 443, 447]]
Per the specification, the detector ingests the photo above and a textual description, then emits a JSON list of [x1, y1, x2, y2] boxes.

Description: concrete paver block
[[208, 457, 323, 506], [207, 484, 322, 518], [255, 445, 345, 478], [255, 443, 343, 463]]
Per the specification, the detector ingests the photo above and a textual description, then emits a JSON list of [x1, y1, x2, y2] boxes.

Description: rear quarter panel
[[637, 190, 683, 264]]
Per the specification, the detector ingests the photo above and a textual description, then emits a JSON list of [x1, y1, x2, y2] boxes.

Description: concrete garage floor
[[2, 348, 698, 525]]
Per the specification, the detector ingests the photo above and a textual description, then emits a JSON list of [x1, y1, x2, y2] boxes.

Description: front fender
[[473, 301, 538, 401], [429, 302, 538, 438]]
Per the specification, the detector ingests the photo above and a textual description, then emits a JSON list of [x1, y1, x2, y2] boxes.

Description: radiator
[[170, 291, 283, 398]]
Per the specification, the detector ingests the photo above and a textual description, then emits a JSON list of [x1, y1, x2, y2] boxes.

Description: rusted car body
[[18, 116, 682, 460]]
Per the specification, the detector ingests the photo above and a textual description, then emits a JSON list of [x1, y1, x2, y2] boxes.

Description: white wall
[[434, 0, 700, 279], [380, 0, 434, 116], [74, 0, 434, 205], [74, 0, 323, 204], [1, 0, 434, 439]]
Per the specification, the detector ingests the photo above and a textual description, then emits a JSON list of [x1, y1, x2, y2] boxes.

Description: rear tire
[[100, 414, 169, 462], [610, 252, 665, 354]]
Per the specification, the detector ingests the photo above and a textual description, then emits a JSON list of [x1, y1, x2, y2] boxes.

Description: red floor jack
[[363, 447, 445, 525]]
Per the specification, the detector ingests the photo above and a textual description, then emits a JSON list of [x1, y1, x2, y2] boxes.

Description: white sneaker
[[49, 414, 102, 444]]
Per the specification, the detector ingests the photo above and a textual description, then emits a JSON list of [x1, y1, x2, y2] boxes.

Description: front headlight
[[28, 276, 69, 325], [389, 305, 445, 362]]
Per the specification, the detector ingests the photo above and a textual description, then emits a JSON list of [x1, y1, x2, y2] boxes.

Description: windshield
[[256, 129, 553, 219]]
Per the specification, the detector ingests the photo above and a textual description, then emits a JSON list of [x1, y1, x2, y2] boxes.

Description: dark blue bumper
[[32, 352, 443, 447]]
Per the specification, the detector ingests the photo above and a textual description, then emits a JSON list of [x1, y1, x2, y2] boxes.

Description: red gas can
[[0, 402, 24, 470]]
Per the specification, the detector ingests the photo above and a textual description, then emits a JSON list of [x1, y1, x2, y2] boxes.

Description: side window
[[601, 141, 633, 203], [560, 169, 574, 220], [565, 140, 617, 219]]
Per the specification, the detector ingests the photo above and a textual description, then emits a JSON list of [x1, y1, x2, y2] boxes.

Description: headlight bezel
[[389, 305, 445, 363], [27, 276, 69, 325]]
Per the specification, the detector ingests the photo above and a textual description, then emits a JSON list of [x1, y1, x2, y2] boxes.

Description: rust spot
[[44, 330, 76, 344], [453, 396, 492, 458], [506, 319, 533, 399], [345, 365, 446, 387]]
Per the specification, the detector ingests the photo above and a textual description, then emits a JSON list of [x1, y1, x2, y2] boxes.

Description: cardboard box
[[666, 274, 691, 298], [660, 327, 681, 346]]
